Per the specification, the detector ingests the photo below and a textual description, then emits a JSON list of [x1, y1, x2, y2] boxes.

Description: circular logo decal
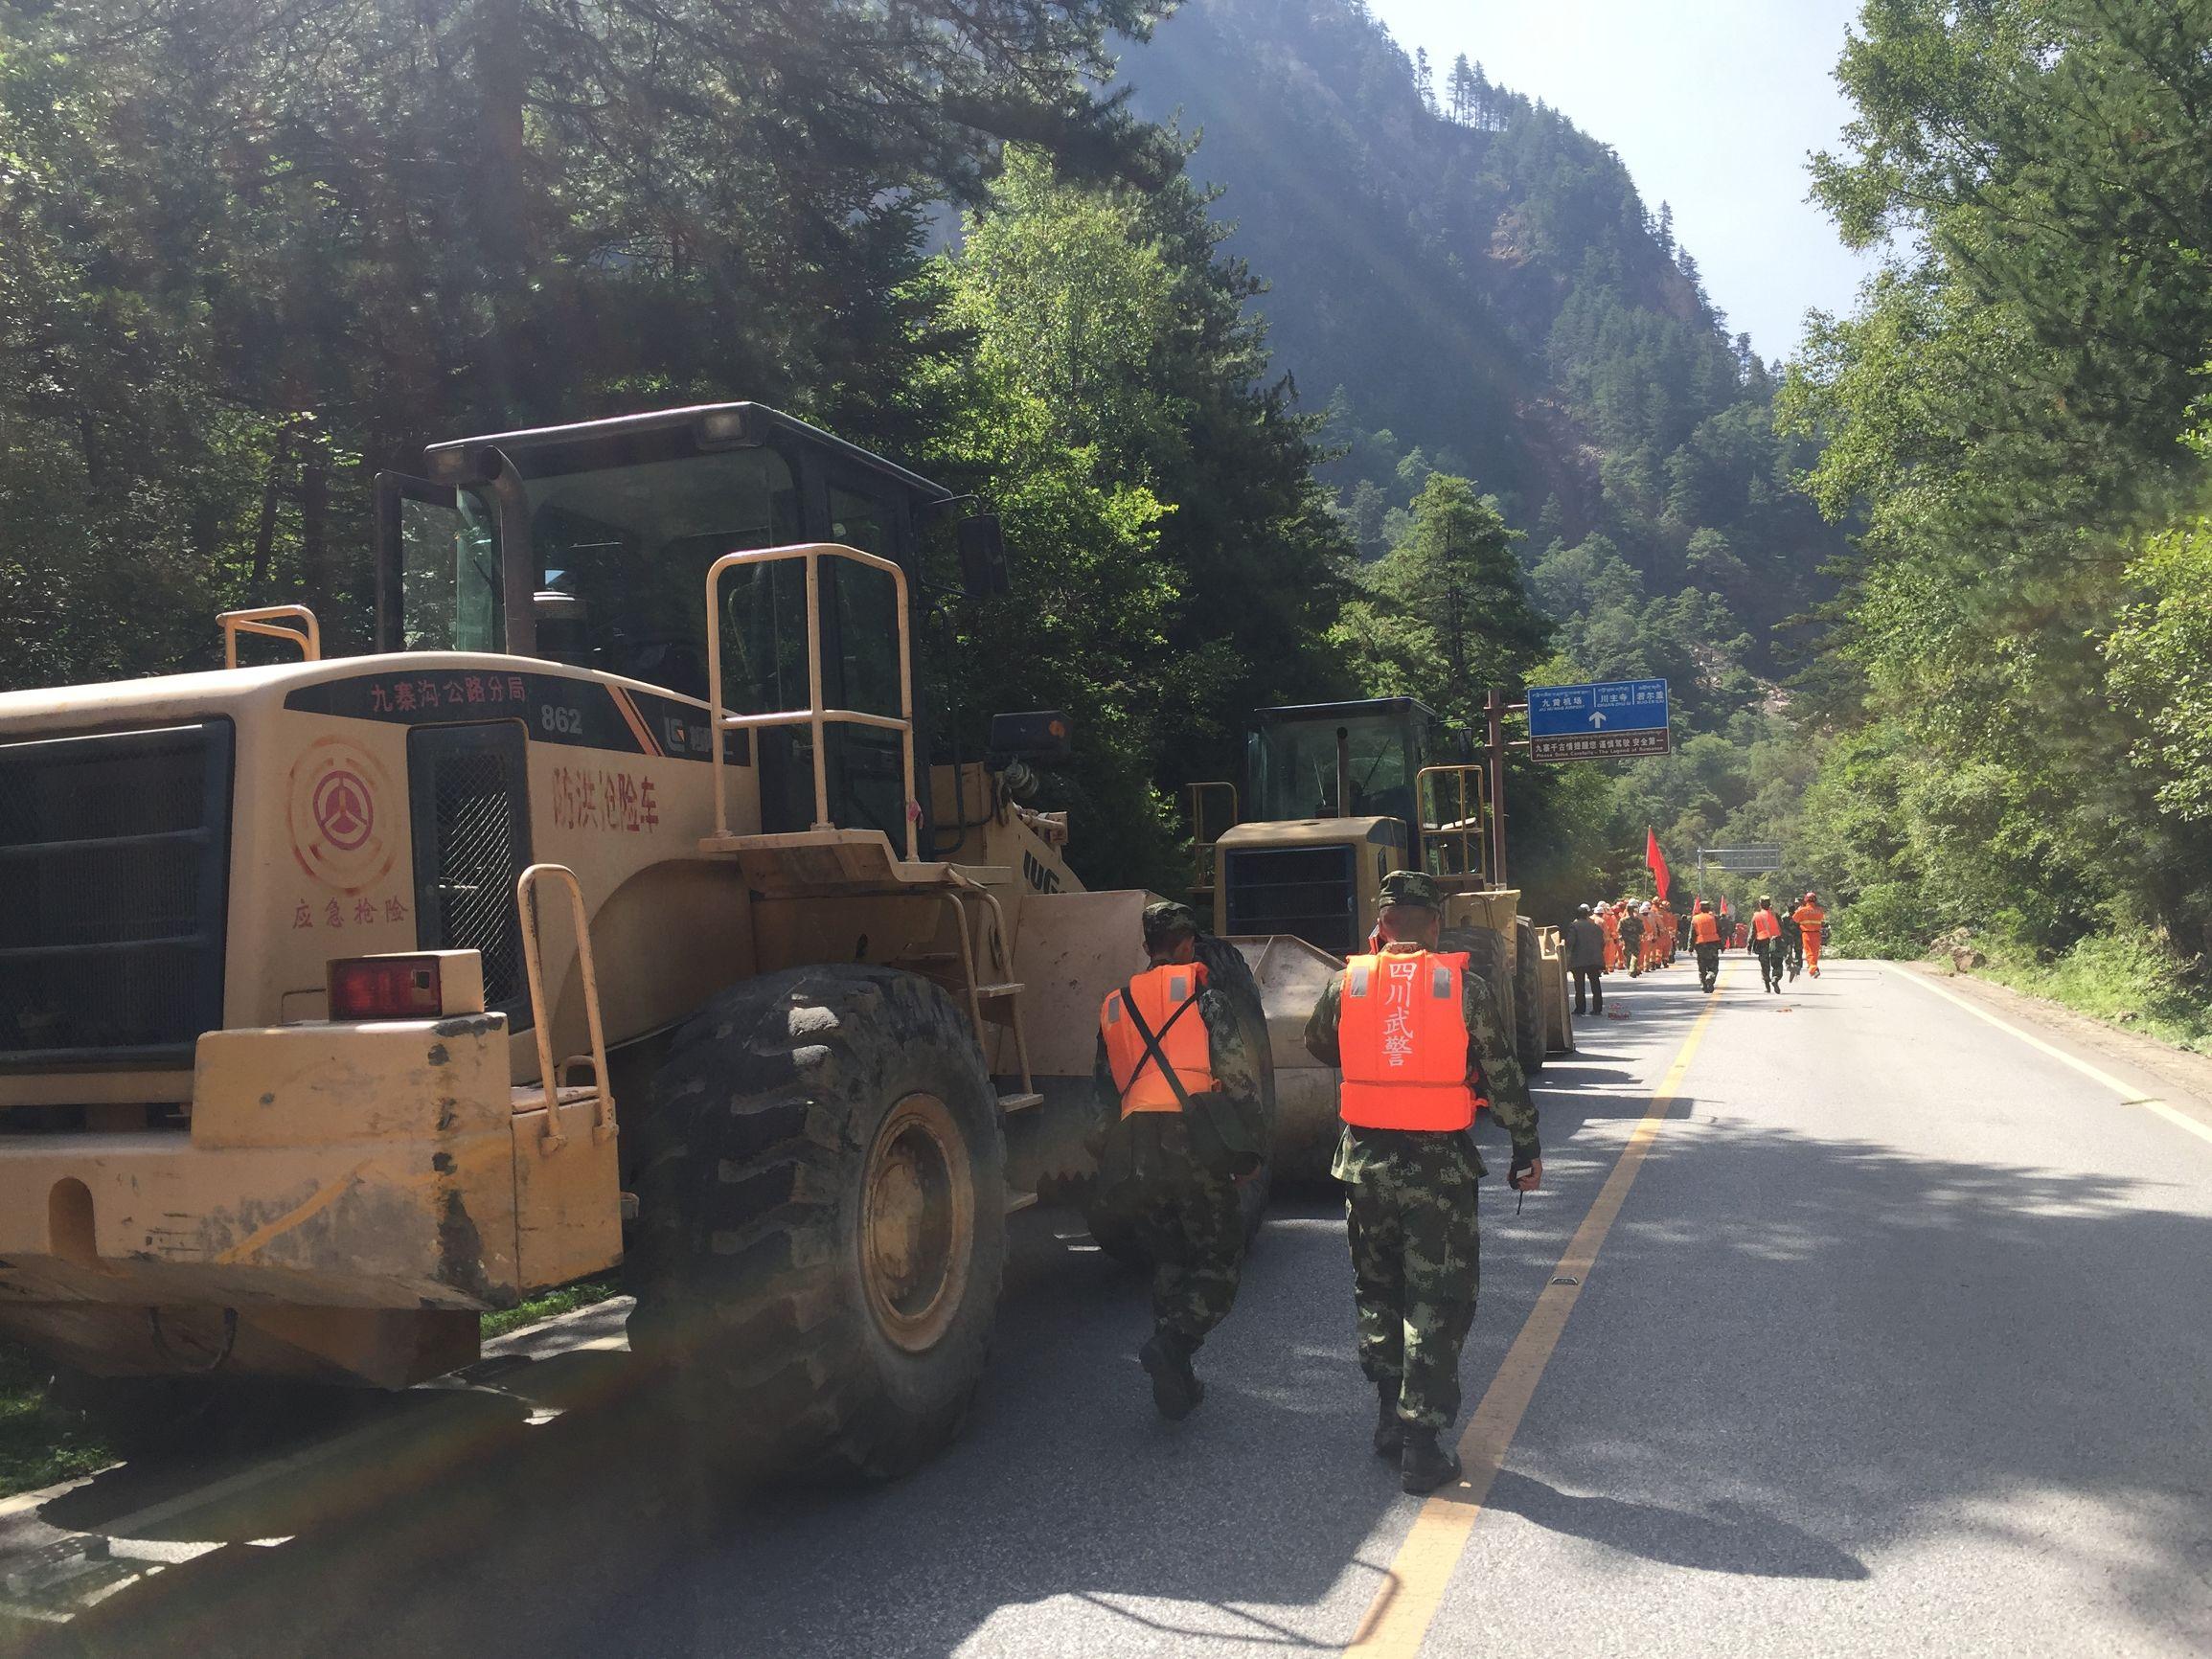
[[312, 769, 375, 852], [289, 739, 398, 894]]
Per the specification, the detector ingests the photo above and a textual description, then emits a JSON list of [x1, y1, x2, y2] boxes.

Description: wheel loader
[[0, 401, 1287, 1479], [1187, 697, 1576, 1179]]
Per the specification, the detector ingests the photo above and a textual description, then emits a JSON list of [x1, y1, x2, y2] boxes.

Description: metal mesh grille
[[1223, 844, 1357, 955], [0, 725, 229, 1064], [420, 741, 528, 1011]]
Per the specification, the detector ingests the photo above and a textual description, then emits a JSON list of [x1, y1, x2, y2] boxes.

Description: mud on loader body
[[1188, 698, 1575, 1180], [0, 403, 1244, 1479]]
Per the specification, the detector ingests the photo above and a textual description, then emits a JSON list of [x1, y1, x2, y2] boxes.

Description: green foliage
[[1772, 0, 2212, 1022], [0, 0, 1180, 681], [480, 1279, 619, 1340], [2107, 466, 2212, 821], [0, 1341, 109, 1498], [912, 150, 1353, 890], [1973, 927, 2212, 1056], [1334, 474, 1547, 723], [1828, 884, 1924, 960]]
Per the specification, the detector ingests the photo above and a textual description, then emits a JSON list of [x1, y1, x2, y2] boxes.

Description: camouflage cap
[[1377, 869, 1442, 912], [1141, 900, 1202, 948]]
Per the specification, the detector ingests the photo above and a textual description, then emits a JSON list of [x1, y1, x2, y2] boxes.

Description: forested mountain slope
[[1123, 0, 1845, 729]]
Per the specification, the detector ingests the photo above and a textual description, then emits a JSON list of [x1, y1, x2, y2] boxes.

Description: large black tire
[[624, 966, 1007, 1482], [1197, 934, 1277, 1245], [1442, 923, 1516, 1045], [1513, 917, 1547, 1075], [1080, 933, 1276, 1264]]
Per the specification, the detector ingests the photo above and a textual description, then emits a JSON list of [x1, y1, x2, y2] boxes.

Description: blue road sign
[[1526, 678, 1670, 761]]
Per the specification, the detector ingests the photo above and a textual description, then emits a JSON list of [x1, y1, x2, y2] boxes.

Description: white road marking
[[1885, 964, 2212, 1147]]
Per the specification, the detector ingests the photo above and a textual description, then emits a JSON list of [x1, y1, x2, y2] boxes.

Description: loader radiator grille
[[1222, 844, 1357, 955], [409, 723, 533, 1019], [0, 723, 233, 1069]]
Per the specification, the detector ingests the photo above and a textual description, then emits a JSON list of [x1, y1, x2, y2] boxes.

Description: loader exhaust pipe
[[1334, 726, 1352, 819]]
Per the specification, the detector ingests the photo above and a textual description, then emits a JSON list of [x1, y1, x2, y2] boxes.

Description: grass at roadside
[[0, 1341, 113, 1499], [1956, 931, 2212, 1056], [480, 1279, 620, 1339]]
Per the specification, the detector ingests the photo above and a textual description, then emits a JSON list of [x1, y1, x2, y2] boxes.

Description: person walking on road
[[1781, 903, 1805, 981], [1092, 902, 1267, 1420], [1692, 899, 1723, 992], [1792, 892, 1829, 979], [1565, 902, 1606, 1015], [1619, 903, 1647, 979], [1304, 871, 1541, 1495], [1750, 897, 1784, 992]]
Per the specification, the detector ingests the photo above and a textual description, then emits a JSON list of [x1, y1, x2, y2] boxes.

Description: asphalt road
[[6, 954, 2210, 1657]]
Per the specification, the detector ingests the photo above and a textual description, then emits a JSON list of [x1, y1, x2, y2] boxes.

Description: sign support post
[[1486, 688, 1508, 888]]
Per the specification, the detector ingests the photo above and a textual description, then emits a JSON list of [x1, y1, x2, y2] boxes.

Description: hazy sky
[[1365, 0, 1878, 361]]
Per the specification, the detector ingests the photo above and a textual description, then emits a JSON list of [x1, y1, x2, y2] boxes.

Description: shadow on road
[[1485, 1470, 1868, 1580], [13, 964, 2199, 1655]]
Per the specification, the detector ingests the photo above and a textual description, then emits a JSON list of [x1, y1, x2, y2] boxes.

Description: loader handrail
[[1186, 780, 1238, 891], [516, 862, 615, 1152], [703, 543, 918, 862], [1417, 763, 1491, 882], [217, 604, 321, 669]]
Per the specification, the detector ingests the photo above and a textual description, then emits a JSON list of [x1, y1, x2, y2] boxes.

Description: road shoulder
[[1893, 961, 2212, 1135]]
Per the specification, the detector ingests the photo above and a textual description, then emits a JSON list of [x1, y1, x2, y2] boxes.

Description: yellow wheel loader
[[0, 402, 1282, 1478], [1189, 698, 1575, 1180]]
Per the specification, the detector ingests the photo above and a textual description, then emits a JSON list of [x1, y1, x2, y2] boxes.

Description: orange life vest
[[1336, 949, 1482, 1131], [1752, 909, 1782, 941], [1100, 963, 1216, 1116], [1693, 912, 1721, 944], [1792, 904, 1826, 938]]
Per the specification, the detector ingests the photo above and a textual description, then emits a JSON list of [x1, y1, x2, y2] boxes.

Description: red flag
[[1646, 829, 1671, 904]]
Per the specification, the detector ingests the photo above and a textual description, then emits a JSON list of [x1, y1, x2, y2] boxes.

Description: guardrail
[[702, 543, 917, 861], [217, 604, 321, 669]]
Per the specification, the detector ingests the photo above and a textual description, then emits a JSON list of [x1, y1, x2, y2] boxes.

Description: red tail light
[[329, 955, 445, 1020]]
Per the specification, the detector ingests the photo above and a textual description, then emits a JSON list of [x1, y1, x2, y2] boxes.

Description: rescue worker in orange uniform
[[1600, 901, 1623, 972], [1692, 899, 1723, 992], [1093, 902, 1266, 1420], [1792, 892, 1829, 979], [1750, 896, 1785, 992], [1304, 872, 1540, 1494]]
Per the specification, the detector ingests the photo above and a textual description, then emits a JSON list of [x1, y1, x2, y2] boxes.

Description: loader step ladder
[[514, 863, 615, 1152], [696, 542, 1039, 1125]]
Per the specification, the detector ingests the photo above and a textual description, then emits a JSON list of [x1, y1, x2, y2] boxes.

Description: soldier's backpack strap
[[1118, 980, 1201, 1113]]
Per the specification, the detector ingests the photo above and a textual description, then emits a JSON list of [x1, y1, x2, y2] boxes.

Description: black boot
[[1140, 1330, 1204, 1420], [1401, 1426, 1464, 1494], [1372, 1382, 1403, 1459]]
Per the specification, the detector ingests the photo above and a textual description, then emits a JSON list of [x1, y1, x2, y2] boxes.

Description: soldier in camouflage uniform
[[1305, 871, 1541, 1492], [1091, 902, 1267, 1420]]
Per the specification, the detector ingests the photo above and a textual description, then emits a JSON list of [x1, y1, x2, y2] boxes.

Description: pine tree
[[1448, 53, 1474, 124], [1414, 47, 1439, 115], [1656, 201, 1675, 259]]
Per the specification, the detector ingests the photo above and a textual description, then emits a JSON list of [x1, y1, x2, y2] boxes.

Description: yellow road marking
[[1343, 963, 1731, 1656], [1886, 965, 2212, 1148]]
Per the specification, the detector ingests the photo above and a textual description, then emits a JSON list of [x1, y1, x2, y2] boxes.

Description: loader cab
[[375, 402, 986, 848], [1208, 698, 1485, 953], [1246, 698, 1448, 828]]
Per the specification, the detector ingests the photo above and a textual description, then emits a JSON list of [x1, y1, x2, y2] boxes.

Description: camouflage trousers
[[1118, 1168, 1245, 1347], [1334, 1127, 1482, 1432]]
